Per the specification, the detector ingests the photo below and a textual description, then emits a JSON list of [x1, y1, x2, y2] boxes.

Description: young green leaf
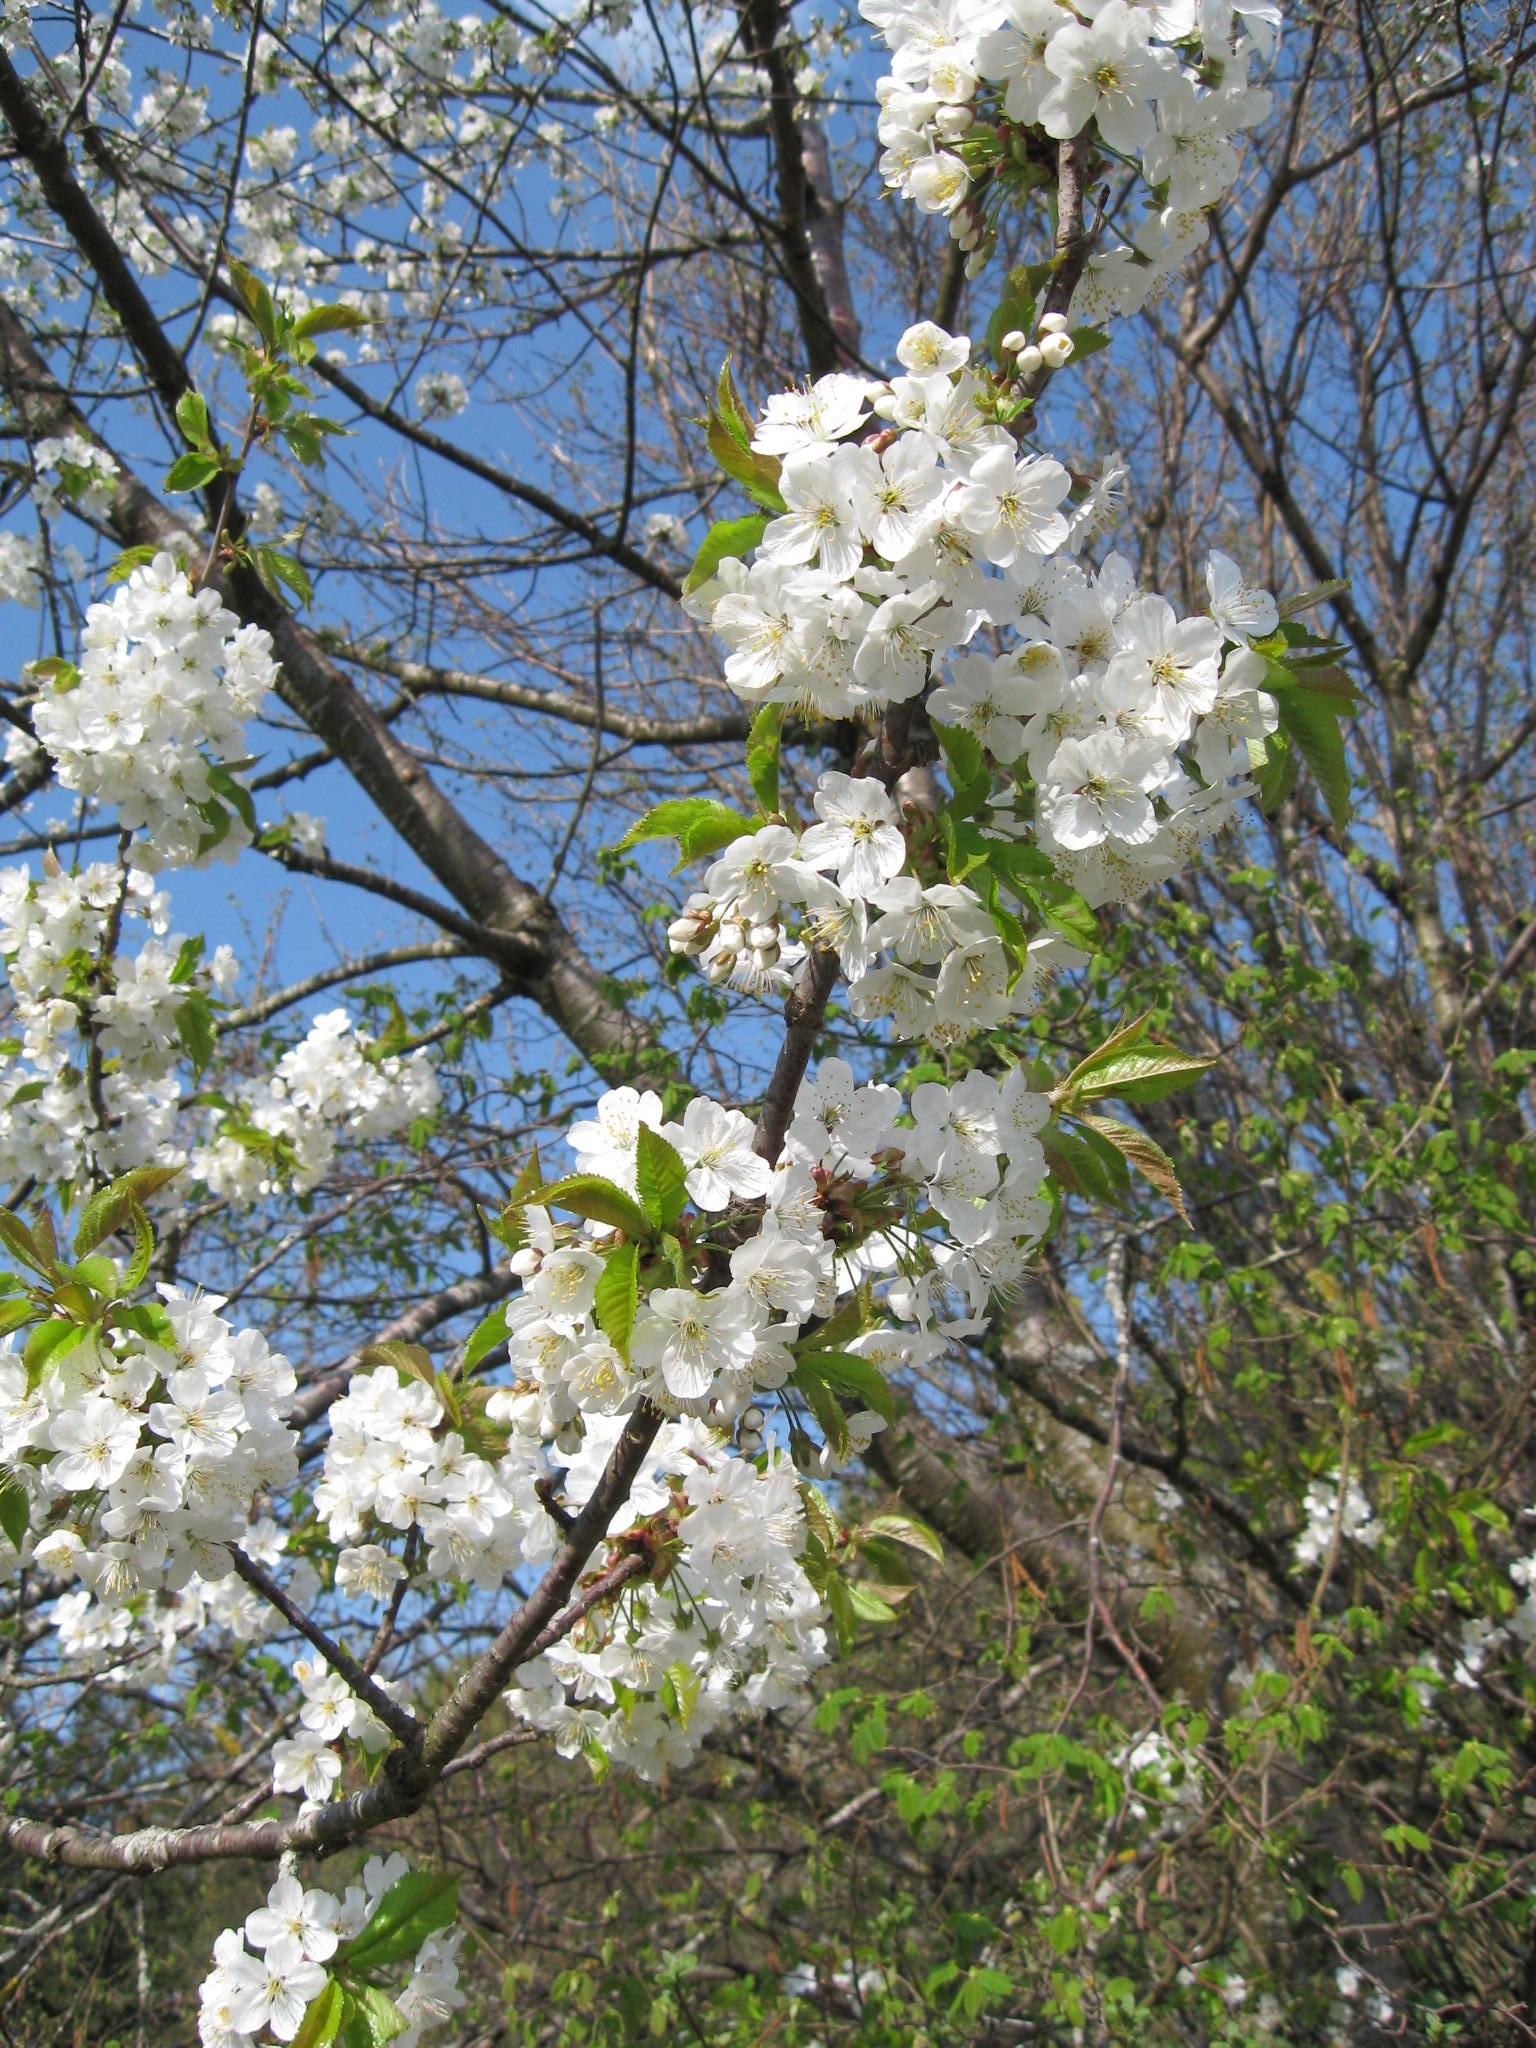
[[746, 701, 784, 816], [0, 1477, 30, 1553], [683, 514, 768, 596], [1075, 1113, 1193, 1226], [518, 1173, 652, 1240], [341, 1871, 459, 1974], [593, 1240, 638, 1361], [634, 1126, 689, 1231]]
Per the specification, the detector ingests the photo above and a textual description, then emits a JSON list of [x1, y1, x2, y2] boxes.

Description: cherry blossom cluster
[[269, 1649, 400, 1802], [192, 1007, 441, 1198], [863, 0, 1280, 310], [0, 1281, 301, 1661], [0, 857, 236, 1186], [313, 1360, 552, 1594], [30, 432, 122, 522], [30, 551, 278, 873], [504, 1416, 826, 1780], [199, 1853, 463, 2048], [683, 341, 1279, 1026]]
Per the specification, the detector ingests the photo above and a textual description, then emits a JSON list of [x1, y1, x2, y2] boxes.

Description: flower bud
[[509, 1247, 542, 1278], [751, 941, 780, 969], [1041, 331, 1074, 368], [1000, 328, 1028, 354], [717, 919, 745, 952], [736, 1428, 763, 1457], [1017, 343, 1043, 374], [747, 920, 779, 949], [1039, 311, 1069, 335], [704, 950, 737, 983], [935, 104, 974, 140], [742, 1404, 766, 1431]]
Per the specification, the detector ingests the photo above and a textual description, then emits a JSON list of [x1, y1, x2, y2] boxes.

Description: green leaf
[[1025, 882, 1101, 954], [1255, 725, 1298, 814], [846, 1581, 899, 1623], [706, 416, 785, 510], [176, 993, 217, 1077], [1075, 1113, 1193, 1227], [932, 722, 990, 819], [228, 258, 278, 348], [292, 303, 368, 339], [175, 391, 212, 449], [794, 1349, 894, 1422], [1275, 687, 1352, 834], [985, 288, 1034, 368], [164, 451, 222, 493], [0, 1213, 52, 1278], [1041, 1127, 1131, 1209], [106, 544, 161, 585], [341, 1870, 458, 1974], [462, 1304, 509, 1373], [24, 1318, 84, 1392], [682, 514, 768, 596], [344, 1986, 408, 2048], [793, 1365, 850, 1461], [206, 763, 258, 836], [73, 1167, 181, 1257], [715, 360, 755, 451], [255, 547, 314, 608], [611, 798, 753, 870], [0, 1478, 29, 1552], [290, 1980, 345, 2048], [861, 1512, 943, 1563], [122, 1202, 155, 1291], [593, 1241, 638, 1362], [519, 1174, 652, 1240], [1064, 326, 1111, 361], [746, 701, 783, 816], [634, 1126, 689, 1230]]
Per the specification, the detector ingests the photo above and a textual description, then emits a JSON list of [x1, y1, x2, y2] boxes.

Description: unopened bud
[[1041, 331, 1074, 368], [747, 920, 779, 949], [1039, 311, 1069, 335], [717, 918, 745, 952], [742, 1404, 766, 1431], [737, 1428, 763, 1457], [1017, 343, 1043, 374], [935, 104, 973, 140], [751, 941, 780, 969], [1001, 328, 1028, 355], [509, 1247, 541, 1278], [704, 950, 737, 983], [871, 391, 899, 419]]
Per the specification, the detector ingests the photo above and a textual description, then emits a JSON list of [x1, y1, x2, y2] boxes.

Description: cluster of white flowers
[[31, 552, 278, 872], [313, 1360, 551, 1592], [0, 858, 236, 1186], [199, 1853, 463, 2048], [505, 1417, 827, 1780], [679, 330, 1278, 1031], [1292, 1468, 1383, 1568], [193, 1007, 441, 1197], [0, 1281, 301, 1660], [30, 431, 121, 521], [864, 0, 1279, 309]]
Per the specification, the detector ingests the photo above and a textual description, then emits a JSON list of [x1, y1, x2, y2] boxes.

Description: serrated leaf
[[257, 548, 314, 608], [1041, 1127, 1130, 1209], [73, 1168, 181, 1258], [520, 1173, 652, 1240], [861, 1512, 943, 1563], [341, 1871, 458, 1974], [746, 701, 783, 816], [714, 360, 755, 451], [634, 1126, 688, 1231], [123, 1202, 155, 1291], [794, 1350, 895, 1422], [592, 1241, 638, 1362], [611, 798, 753, 870], [1071, 1048, 1217, 1105], [346, 1985, 407, 2048], [106, 544, 161, 585], [682, 513, 767, 596], [1075, 1113, 1193, 1227], [793, 1365, 850, 1461], [1275, 687, 1352, 834], [290, 1981, 345, 2048], [176, 993, 217, 1077], [705, 413, 785, 511], [24, 1318, 84, 1392]]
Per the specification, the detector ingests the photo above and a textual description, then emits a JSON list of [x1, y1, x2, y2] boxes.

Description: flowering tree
[[0, 0, 1533, 2042]]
